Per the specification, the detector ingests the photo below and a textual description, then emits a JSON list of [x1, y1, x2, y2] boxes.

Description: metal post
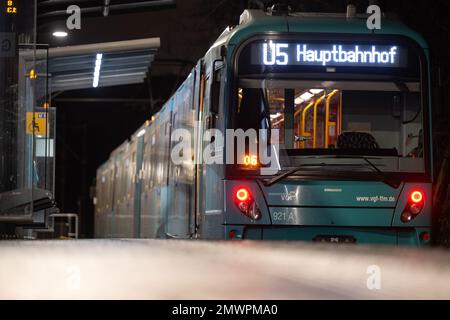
[[284, 89, 295, 149]]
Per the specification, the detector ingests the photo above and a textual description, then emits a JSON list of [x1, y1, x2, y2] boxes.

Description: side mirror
[[209, 59, 223, 115]]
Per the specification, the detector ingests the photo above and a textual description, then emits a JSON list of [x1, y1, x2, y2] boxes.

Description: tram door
[[133, 134, 144, 238], [193, 61, 204, 238], [194, 62, 207, 238], [195, 59, 225, 239], [166, 73, 196, 239]]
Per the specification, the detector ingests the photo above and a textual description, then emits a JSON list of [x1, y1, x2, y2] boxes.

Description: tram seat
[[337, 132, 380, 150]]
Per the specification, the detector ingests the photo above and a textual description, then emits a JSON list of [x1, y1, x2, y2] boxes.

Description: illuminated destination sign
[[252, 42, 407, 68], [5, 0, 17, 14]]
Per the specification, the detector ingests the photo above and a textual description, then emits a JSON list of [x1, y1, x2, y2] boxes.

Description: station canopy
[[22, 37, 160, 92], [50, 38, 159, 91]]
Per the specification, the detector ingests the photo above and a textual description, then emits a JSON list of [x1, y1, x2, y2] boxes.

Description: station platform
[[1, 240, 450, 299]]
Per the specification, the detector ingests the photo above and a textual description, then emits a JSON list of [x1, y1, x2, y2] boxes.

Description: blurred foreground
[[1, 240, 450, 299]]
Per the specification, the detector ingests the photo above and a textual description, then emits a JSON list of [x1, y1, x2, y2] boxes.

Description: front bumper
[[224, 225, 432, 246]]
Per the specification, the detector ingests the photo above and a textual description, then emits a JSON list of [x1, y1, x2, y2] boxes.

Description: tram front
[[224, 33, 432, 246]]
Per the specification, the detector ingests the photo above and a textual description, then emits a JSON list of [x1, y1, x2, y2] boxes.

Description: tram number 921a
[[272, 211, 296, 223]]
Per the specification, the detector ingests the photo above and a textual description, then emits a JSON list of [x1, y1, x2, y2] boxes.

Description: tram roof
[[214, 10, 428, 51]]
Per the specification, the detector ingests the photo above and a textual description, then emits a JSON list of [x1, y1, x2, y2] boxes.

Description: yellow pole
[[325, 90, 338, 147], [300, 102, 314, 148], [313, 94, 326, 148]]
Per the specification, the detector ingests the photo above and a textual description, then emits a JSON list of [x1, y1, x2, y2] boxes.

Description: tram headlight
[[401, 190, 425, 223], [234, 187, 262, 221]]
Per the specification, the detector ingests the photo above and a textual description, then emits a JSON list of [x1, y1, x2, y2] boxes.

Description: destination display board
[[237, 38, 420, 77], [251, 42, 408, 68]]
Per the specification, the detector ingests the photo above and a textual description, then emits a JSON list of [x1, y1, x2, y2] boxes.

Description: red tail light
[[401, 190, 425, 223], [411, 191, 424, 204], [236, 188, 250, 202], [233, 187, 261, 221]]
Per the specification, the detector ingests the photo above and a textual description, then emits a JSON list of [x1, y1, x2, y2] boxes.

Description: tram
[[95, 7, 432, 245]]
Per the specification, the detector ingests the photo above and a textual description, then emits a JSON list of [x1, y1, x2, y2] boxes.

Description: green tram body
[[95, 10, 433, 246]]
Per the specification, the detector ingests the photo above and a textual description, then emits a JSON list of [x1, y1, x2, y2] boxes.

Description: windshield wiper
[[261, 156, 402, 188], [262, 163, 333, 187], [342, 156, 401, 189]]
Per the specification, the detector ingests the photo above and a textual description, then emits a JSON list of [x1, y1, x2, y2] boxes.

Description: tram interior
[[237, 80, 424, 162]]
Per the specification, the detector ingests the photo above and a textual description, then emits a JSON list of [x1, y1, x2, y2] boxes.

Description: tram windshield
[[234, 39, 427, 176]]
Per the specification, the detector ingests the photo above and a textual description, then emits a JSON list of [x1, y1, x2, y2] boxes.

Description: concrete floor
[[1, 240, 450, 299]]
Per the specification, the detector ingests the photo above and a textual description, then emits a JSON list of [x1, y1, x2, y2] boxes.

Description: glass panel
[[235, 37, 425, 176], [0, 2, 52, 222], [236, 79, 425, 173], [236, 79, 424, 174]]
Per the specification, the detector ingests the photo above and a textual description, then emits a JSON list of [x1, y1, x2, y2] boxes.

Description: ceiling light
[[52, 31, 68, 38], [93, 53, 103, 88], [294, 97, 304, 105], [300, 92, 314, 101]]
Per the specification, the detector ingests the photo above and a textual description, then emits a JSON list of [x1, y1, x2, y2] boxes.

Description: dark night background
[[34, 0, 450, 238]]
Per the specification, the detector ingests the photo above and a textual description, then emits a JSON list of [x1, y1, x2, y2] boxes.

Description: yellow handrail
[[297, 90, 342, 149], [294, 104, 302, 149], [325, 90, 339, 147], [300, 102, 314, 148], [313, 94, 326, 148]]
